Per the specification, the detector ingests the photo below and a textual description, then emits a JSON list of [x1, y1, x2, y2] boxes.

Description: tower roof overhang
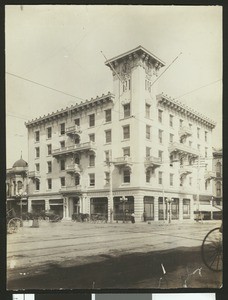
[[105, 45, 165, 69]]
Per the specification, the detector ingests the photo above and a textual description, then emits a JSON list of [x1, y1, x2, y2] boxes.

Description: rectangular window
[[105, 172, 110, 184], [35, 179, 40, 191], [179, 119, 183, 128], [105, 129, 112, 143], [47, 178, 52, 190], [158, 129, 163, 144], [35, 163, 40, 172], [158, 150, 163, 161], [170, 174, 174, 186], [60, 159, 65, 171], [169, 133, 174, 143], [189, 177, 192, 186], [60, 123, 65, 135], [105, 150, 110, 162], [74, 118, 80, 126], [60, 141, 65, 148], [146, 147, 151, 157], [89, 133, 95, 142], [60, 177, 65, 187], [47, 127, 52, 139], [205, 131, 208, 142], [169, 115, 173, 127], [145, 104, 150, 118], [197, 127, 200, 139], [35, 131, 40, 142], [89, 114, 95, 127], [123, 147, 130, 157], [123, 125, 130, 139], [89, 173, 95, 186], [47, 144, 52, 155], [123, 81, 127, 92], [205, 147, 208, 158], [158, 171, 163, 185], [89, 154, 95, 167], [146, 170, 150, 183], [123, 169, 130, 183], [205, 180, 208, 191], [123, 103, 131, 118], [74, 174, 80, 186], [47, 161, 52, 173], [35, 147, 40, 158], [105, 109, 112, 122], [146, 125, 151, 139], [158, 109, 163, 123]]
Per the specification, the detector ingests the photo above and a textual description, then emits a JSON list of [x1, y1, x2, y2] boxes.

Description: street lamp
[[15, 188, 27, 220], [166, 198, 174, 223], [120, 196, 128, 223]]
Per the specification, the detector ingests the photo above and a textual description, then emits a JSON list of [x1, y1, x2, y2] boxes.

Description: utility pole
[[108, 150, 114, 223]]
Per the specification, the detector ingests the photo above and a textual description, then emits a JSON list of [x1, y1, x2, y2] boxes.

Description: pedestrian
[[143, 210, 147, 222], [131, 212, 135, 223]]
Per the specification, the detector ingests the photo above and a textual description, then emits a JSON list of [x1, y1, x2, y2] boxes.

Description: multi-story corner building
[[25, 46, 216, 222], [6, 155, 28, 214]]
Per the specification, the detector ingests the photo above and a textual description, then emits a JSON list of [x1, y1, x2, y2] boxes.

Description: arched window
[[17, 181, 23, 193], [75, 134, 80, 145], [216, 162, 222, 177], [216, 181, 221, 197]]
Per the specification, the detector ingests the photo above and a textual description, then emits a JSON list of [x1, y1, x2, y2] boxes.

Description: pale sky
[[5, 5, 222, 168]]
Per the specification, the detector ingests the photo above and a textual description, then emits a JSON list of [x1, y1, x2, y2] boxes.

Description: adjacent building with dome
[[23, 46, 218, 222], [6, 155, 28, 214]]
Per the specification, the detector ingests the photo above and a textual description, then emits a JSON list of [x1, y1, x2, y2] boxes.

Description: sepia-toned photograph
[[6, 5, 222, 290]]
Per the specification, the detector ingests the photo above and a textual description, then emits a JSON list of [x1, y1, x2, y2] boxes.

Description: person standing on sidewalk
[[131, 212, 135, 223]]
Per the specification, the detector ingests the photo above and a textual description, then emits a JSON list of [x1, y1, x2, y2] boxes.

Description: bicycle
[[201, 205, 222, 272]]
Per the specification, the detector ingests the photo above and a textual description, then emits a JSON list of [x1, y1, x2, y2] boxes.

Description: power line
[[174, 79, 222, 100], [6, 72, 85, 101]]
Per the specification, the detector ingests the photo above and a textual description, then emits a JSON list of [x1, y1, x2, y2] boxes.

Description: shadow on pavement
[[7, 245, 222, 290]]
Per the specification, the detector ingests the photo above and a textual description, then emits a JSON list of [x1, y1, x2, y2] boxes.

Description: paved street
[[7, 220, 222, 289]]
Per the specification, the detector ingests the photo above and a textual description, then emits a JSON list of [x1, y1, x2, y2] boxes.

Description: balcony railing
[[113, 156, 132, 166], [179, 166, 193, 176], [66, 163, 81, 173], [169, 142, 200, 157], [65, 125, 81, 136], [179, 126, 192, 138], [28, 171, 40, 178], [52, 141, 96, 156], [145, 156, 162, 169], [60, 185, 82, 193], [204, 171, 216, 180]]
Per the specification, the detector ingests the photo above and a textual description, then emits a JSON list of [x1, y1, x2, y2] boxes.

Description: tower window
[[123, 125, 130, 139], [123, 103, 131, 118], [145, 104, 150, 118], [105, 129, 112, 143]]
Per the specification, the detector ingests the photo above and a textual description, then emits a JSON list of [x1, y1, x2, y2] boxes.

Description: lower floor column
[[179, 198, 183, 221], [154, 196, 159, 221], [190, 197, 194, 220], [134, 194, 144, 222], [45, 199, 50, 211], [28, 198, 32, 213]]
